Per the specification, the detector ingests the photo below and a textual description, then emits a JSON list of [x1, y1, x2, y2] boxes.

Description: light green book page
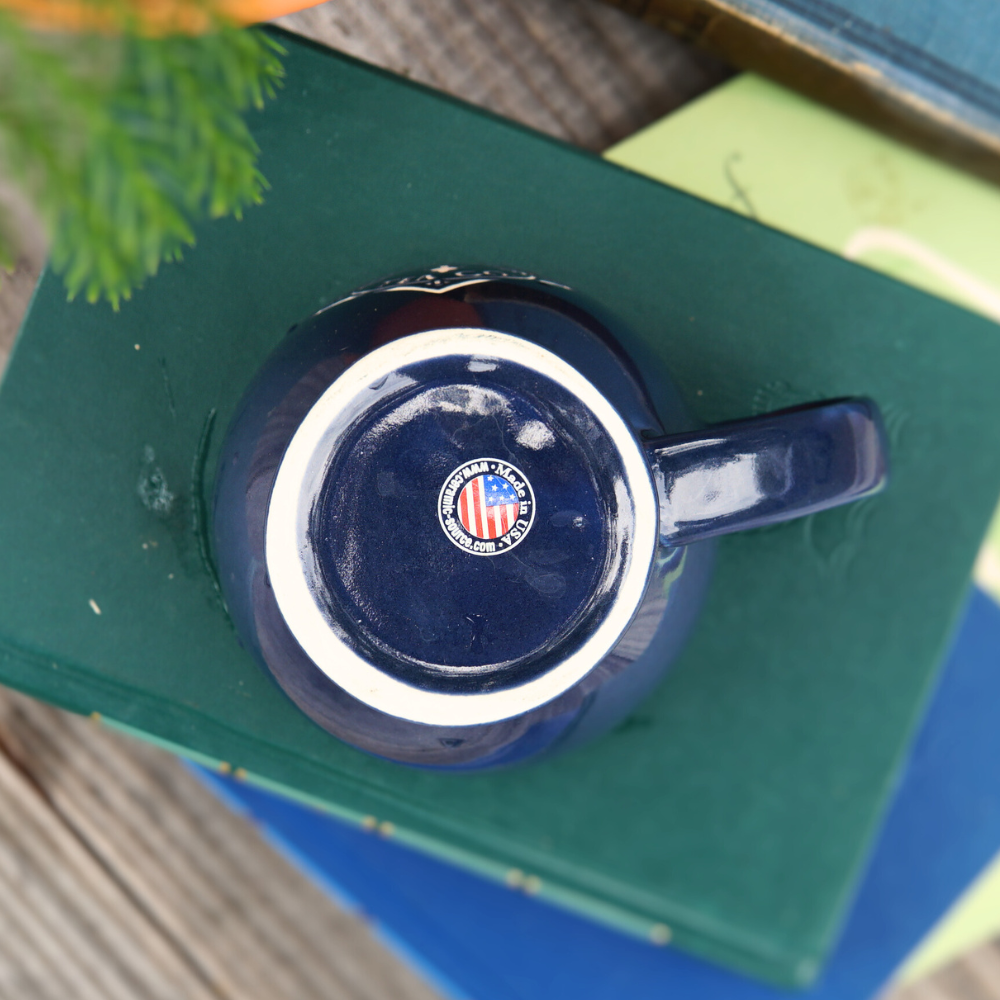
[[605, 71, 1000, 984]]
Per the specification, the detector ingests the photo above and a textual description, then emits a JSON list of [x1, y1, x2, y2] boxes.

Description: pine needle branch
[[0, 4, 285, 308]]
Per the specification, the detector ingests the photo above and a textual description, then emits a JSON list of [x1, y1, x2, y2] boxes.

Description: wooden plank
[[0, 690, 444, 1000], [275, 0, 730, 149], [890, 943, 1000, 1000], [0, 179, 46, 375]]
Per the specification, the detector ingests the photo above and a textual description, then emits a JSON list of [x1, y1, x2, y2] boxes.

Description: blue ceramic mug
[[213, 266, 887, 770]]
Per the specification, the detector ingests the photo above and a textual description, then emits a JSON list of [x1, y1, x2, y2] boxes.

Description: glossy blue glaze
[[212, 267, 887, 770], [650, 398, 888, 545], [313, 355, 625, 688]]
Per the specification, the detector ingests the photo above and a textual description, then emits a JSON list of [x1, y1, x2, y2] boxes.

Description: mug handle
[[646, 398, 889, 546]]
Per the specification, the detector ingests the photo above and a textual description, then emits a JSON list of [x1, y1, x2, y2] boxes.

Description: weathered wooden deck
[[0, 2, 993, 997]]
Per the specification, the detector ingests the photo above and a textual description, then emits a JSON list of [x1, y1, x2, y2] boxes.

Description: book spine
[[602, 0, 1000, 187]]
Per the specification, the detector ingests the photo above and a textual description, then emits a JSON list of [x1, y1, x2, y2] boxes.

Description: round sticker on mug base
[[437, 458, 535, 556]]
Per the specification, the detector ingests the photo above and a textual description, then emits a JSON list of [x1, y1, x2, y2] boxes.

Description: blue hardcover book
[[200, 586, 1000, 999]]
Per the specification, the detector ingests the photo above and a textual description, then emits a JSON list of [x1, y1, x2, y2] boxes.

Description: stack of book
[[1, 29, 999, 994], [205, 68, 1000, 999]]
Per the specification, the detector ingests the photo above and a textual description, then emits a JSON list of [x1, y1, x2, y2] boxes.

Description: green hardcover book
[[1, 30, 998, 987]]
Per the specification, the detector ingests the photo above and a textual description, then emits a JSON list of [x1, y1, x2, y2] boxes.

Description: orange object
[[0, 0, 322, 32]]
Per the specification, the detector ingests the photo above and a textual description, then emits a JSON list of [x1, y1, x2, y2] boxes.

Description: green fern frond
[[0, 5, 284, 308]]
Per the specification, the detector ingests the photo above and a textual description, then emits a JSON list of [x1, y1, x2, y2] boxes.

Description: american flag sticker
[[437, 459, 535, 556]]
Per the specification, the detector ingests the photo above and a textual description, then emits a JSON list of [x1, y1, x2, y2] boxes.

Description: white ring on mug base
[[265, 328, 658, 726]]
